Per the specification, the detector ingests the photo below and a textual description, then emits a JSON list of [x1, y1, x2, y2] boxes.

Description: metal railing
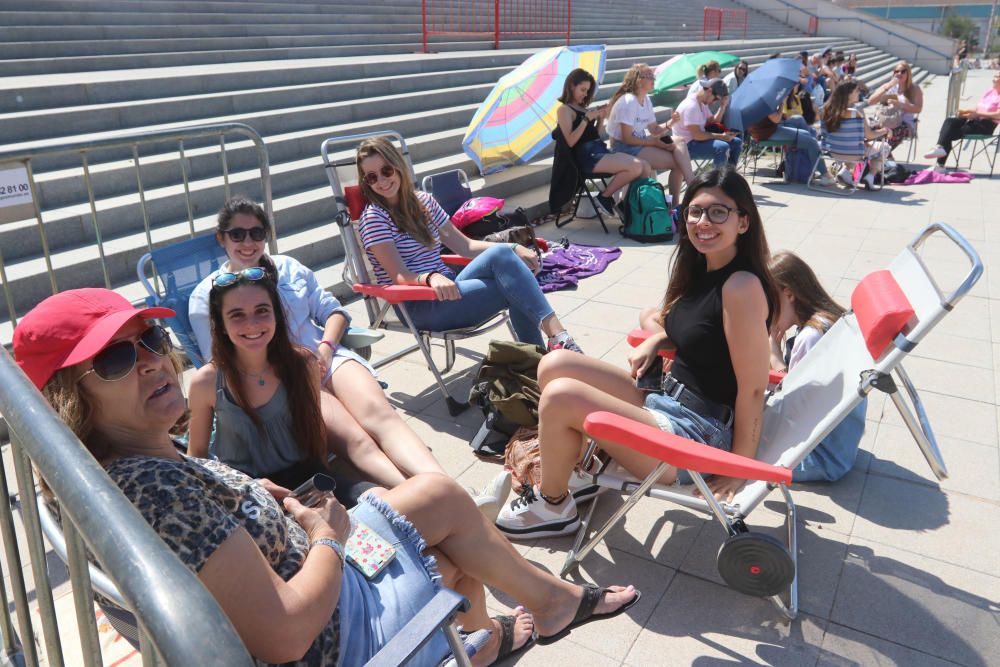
[[0, 348, 254, 665], [945, 61, 970, 117], [0, 123, 273, 328], [421, 0, 571, 52], [703, 7, 748, 40]]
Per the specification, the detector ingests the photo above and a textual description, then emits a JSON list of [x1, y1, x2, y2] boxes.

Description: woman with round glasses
[[189, 197, 447, 489], [496, 167, 778, 538], [867, 60, 923, 150], [355, 137, 584, 353], [13, 288, 639, 666]]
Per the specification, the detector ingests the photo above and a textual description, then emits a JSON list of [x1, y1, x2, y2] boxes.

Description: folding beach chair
[[808, 118, 885, 195], [550, 129, 612, 234], [36, 491, 475, 666], [954, 132, 999, 177], [421, 169, 473, 217], [560, 222, 982, 620], [743, 138, 790, 184], [321, 130, 514, 416]]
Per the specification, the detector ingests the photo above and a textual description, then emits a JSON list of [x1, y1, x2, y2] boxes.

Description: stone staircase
[[0, 0, 932, 347]]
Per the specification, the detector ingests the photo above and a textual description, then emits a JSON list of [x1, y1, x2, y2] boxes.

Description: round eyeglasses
[[221, 226, 267, 243], [76, 325, 173, 383], [212, 266, 267, 288], [682, 203, 743, 224]]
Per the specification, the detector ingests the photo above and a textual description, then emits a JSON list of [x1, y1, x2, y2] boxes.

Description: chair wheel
[[717, 532, 795, 597]]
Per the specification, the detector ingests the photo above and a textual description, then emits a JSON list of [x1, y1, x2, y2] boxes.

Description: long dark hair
[[660, 167, 779, 324], [769, 251, 844, 333], [822, 80, 858, 134], [216, 196, 272, 237], [558, 68, 597, 107], [208, 269, 326, 464]]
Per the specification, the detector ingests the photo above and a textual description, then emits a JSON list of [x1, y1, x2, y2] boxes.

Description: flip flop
[[536, 583, 641, 645], [493, 612, 537, 662]]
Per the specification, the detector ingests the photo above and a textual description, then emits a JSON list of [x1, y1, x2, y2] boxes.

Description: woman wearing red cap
[[13, 288, 639, 667]]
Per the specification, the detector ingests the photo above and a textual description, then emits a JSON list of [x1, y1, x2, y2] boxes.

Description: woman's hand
[[284, 494, 352, 545], [513, 244, 541, 274], [427, 272, 462, 301], [316, 343, 334, 378], [257, 478, 291, 501], [627, 339, 661, 379]]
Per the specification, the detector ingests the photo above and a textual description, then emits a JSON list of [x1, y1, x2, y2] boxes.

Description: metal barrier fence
[[945, 61, 969, 118], [0, 123, 273, 328], [421, 0, 571, 52], [0, 348, 254, 665], [702, 7, 748, 40]]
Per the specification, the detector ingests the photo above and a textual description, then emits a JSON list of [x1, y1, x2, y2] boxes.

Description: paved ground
[[20, 69, 999, 666], [336, 69, 999, 667]]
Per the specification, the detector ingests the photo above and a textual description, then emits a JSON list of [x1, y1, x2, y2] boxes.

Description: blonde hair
[[608, 63, 650, 120], [355, 137, 434, 247], [697, 60, 721, 79], [892, 61, 917, 99]]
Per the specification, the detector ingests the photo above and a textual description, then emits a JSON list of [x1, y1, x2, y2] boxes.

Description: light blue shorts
[[610, 139, 644, 157], [643, 392, 733, 484], [338, 492, 449, 666]]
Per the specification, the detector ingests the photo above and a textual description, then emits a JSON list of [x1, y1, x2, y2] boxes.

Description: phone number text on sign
[[0, 163, 33, 208]]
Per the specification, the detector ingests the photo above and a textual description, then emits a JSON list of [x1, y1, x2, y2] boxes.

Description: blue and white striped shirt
[[358, 191, 453, 286]]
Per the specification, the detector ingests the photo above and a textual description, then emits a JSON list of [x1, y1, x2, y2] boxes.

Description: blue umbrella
[[723, 58, 802, 132]]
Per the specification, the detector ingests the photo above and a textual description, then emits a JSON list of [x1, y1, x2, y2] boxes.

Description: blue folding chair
[[421, 169, 472, 216]]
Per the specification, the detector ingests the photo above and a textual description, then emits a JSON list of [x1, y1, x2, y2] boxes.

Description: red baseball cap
[[12, 289, 175, 390]]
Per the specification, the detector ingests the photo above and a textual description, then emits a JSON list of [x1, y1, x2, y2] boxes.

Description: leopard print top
[[104, 455, 341, 666]]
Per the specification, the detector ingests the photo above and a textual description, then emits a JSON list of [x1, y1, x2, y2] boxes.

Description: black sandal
[[492, 613, 537, 662], [536, 583, 641, 645]]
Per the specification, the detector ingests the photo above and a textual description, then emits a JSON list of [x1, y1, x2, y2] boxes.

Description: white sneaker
[[923, 146, 947, 159], [933, 164, 947, 174], [568, 466, 603, 504], [814, 173, 837, 187], [862, 172, 876, 190], [495, 485, 580, 539], [836, 167, 855, 187], [472, 470, 513, 524]]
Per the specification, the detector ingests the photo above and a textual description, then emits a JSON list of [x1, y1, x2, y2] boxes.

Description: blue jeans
[[643, 392, 734, 485], [769, 115, 827, 175], [792, 399, 867, 482], [686, 135, 743, 167], [403, 244, 553, 347]]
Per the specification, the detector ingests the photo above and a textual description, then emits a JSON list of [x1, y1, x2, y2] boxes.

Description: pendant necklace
[[240, 367, 267, 387]]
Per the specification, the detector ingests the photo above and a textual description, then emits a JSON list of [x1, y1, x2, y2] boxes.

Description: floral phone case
[[344, 521, 397, 579]]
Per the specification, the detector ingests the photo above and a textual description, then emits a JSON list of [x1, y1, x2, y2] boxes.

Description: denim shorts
[[576, 138, 612, 173], [610, 139, 644, 157], [338, 491, 449, 666], [643, 392, 733, 485]]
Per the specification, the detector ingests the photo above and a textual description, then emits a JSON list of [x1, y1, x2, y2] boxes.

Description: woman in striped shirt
[[356, 137, 583, 353], [821, 80, 889, 189]]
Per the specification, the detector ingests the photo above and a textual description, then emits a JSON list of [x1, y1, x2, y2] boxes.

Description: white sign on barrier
[[0, 161, 34, 225]]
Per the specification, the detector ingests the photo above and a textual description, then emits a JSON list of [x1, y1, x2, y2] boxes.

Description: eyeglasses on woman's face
[[221, 226, 267, 243], [363, 164, 397, 186], [638, 71, 655, 80], [77, 325, 173, 383], [212, 266, 267, 288], [683, 203, 742, 225]]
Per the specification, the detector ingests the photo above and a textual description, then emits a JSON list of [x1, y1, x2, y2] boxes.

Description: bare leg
[[637, 146, 683, 203], [330, 361, 446, 478], [592, 153, 646, 198], [539, 312, 570, 338], [669, 140, 696, 185], [319, 390, 406, 487], [379, 475, 638, 638]]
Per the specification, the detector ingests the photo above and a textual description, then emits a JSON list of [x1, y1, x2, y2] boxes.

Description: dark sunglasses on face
[[363, 164, 397, 185], [77, 325, 173, 383], [222, 226, 267, 243], [683, 203, 742, 224], [212, 266, 267, 288]]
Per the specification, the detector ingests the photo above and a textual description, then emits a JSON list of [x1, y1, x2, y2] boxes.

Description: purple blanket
[[536, 244, 622, 292], [903, 168, 974, 185]]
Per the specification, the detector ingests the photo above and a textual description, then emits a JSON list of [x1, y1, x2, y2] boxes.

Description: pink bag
[[451, 196, 504, 230]]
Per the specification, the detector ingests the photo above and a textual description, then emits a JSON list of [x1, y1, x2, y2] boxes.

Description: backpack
[[782, 146, 813, 184], [468, 340, 544, 456], [619, 178, 673, 243]]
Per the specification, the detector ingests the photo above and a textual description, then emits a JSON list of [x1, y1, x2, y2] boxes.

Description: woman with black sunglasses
[[496, 168, 778, 538], [189, 197, 450, 493], [13, 288, 639, 666]]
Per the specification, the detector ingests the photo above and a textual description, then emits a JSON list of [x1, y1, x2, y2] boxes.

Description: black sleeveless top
[[569, 106, 602, 145], [664, 255, 771, 408]]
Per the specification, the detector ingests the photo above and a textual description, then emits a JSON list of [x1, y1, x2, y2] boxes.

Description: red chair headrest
[[344, 185, 369, 221], [851, 270, 915, 360]]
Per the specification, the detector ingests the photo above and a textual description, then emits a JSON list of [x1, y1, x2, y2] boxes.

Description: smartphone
[[289, 473, 337, 508], [344, 521, 397, 579], [635, 356, 665, 392]]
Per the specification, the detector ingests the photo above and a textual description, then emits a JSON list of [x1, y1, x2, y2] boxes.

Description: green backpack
[[620, 177, 674, 243]]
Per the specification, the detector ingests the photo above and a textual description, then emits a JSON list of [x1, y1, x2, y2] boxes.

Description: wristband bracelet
[[424, 271, 438, 286], [311, 537, 345, 566], [318, 340, 336, 352]]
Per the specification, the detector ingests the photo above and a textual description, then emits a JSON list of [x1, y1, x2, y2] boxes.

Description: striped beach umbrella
[[462, 44, 606, 175]]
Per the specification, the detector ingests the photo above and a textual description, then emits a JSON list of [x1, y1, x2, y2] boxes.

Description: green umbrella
[[652, 51, 740, 97]]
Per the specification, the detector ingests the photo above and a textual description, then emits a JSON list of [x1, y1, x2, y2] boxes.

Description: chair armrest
[[353, 283, 439, 304], [583, 411, 793, 484], [626, 329, 786, 385], [441, 254, 471, 266], [364, 588, 470, 667]]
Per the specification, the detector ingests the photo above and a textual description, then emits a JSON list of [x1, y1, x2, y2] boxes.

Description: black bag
[[468, 340, 544, 457], [461, 207, 530, 240], [883, 162, 912, 184]]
